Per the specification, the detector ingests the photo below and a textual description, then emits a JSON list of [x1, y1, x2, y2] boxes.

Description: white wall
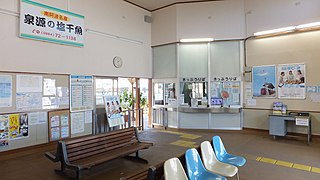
[[151, 0, 246, 46], [245, 0, 320, 36], [176, 0, 245, 41], [0, 0, 152, 78], [151, 5, 177, 46]]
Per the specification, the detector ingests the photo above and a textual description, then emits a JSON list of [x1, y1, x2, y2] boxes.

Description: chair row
[[164, 136, 246, 180]]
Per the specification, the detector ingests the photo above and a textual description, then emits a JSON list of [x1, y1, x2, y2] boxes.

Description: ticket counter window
[[180, 81, 207, 106]]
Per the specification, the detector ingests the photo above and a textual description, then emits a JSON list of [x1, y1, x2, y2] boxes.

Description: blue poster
[[252, 65, 276, 98]]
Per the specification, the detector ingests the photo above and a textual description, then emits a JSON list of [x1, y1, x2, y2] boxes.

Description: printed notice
[[0, 75, 12, 107], [70, 75, 93, 112], [71, 112, 85, 134], [16, 75, 42, 93]]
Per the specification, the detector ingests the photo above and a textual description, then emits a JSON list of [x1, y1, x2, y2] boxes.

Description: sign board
[[70, 75, 93, 112], [20, 0, 84, 47], [295, 117, 309, 126]]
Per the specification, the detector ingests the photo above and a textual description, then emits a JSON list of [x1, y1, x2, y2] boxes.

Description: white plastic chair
[[201, 141, 239, 180], [164, 157, 189, 180]]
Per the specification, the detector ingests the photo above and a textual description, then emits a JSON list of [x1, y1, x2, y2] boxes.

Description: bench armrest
[[45, 151, 60, 162]]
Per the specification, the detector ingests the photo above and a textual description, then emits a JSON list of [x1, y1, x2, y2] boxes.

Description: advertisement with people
[[104, 95, 124, 127], [278, 63, 306, 99]]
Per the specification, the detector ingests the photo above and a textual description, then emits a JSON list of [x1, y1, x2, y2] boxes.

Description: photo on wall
[[277, 63, 306, 99], [252, 65, 276, 98]]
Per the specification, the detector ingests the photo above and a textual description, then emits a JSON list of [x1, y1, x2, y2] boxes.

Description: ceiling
[[124, 0, 220, 11]]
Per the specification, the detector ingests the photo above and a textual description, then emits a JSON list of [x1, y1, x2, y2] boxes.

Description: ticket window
[[180, 82, 208, 106]]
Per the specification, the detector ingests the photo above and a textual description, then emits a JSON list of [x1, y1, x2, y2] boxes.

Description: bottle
[[282, 105, 287, 114]]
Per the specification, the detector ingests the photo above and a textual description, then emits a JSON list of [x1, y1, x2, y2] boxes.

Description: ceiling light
[[296, 22, 320, 30], [180, 38, 214, 43], [253, 26, 296, 37]]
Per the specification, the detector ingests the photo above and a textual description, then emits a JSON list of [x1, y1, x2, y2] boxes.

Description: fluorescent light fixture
[[296, 22, 320, 30], [180, 38, 214, 43], [253, 26, 296, 37]]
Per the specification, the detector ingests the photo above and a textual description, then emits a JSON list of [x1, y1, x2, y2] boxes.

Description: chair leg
[[236, 172, 240, 180]]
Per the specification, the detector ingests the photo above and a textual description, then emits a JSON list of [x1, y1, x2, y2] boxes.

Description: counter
[[157, 106, 242, 130]]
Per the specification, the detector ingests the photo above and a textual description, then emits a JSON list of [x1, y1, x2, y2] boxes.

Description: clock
[[113, 56, 123, 68]]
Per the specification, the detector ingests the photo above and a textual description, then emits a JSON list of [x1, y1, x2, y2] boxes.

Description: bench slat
[[65, 127, 135, 145], [68, 138, 139, 161], [67, 133, 136, 154], [71, 142, 152, 168]]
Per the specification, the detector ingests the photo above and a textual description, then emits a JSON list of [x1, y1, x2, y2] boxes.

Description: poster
[[210, 81, 241, 107], [85, 110, 92, 124], [0, 75, 12, 107], [28, 112, 47, 125], [50, 115, 60, 127], [71, 112, 85, 134], [51, 127, 60, 141], [43, 78, 56, 96], [278, 63, 306, 99], [104, 95, 123, 127], [16, 74, 42, 93], [28, 112, 40, 125], [70, 75, 93, 112], [0, 115, 9, 147], [61, 126, 69, 138], [16, 92, 42, 110], [252, 65, 276, 98], [9, 113, 29, 139], [20, 0, 85, 47]]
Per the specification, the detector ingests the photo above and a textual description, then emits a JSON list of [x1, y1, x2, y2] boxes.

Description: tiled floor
[[1, 128, 320, 180]]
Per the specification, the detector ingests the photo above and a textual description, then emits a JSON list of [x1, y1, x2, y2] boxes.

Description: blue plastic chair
[[212, 136, 246, 167], [185, 148, 227, 180]]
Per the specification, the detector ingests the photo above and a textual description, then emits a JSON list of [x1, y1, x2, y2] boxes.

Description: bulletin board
[[48, 110, 70, 141], [0, 71, 69, 152], [0, 72, 69, 114]]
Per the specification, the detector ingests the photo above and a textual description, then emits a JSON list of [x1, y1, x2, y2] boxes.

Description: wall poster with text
[[252, 65, 277, 98], [278, 63, 306, 99]]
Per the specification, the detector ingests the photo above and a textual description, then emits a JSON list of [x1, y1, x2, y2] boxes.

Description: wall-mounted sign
[[180, 77, 207, 82], [211, 76, 241, 82], [20, 0, 85, 47], [70, 75, 93, 112]]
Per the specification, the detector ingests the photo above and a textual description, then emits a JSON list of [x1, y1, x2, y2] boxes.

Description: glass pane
[[210, 41, 241, 76], [153, 44, 177, 78], [96, 79, 114, 105], [179, 43, 208, 77]]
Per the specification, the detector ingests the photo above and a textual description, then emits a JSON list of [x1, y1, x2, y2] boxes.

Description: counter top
[[165, 107, 241, 113]]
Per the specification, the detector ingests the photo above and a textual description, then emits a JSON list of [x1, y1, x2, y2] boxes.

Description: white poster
[[16, 74, 42, 93], [85, 110, 92, 124], [38, 112, 47, 124], [16, 92, 42, 110], [61, 126, 69, 138], [43, 78, 56, 96], [28, 112, 39, 125], [278, 63, 306, 99], [71, 112, 85, 134], [0, 75, 12, 107], [50, 115, 60, 127], [70, 75, 93, 112], [20, 0, 84, 47], [51, 127, 60, 141]]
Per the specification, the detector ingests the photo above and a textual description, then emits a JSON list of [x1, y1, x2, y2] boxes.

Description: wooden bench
[[45, 127, 153, 180], [120, 148, 195, 180]]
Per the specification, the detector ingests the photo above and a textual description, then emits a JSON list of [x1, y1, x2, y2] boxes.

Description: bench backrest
[[63, 127, 138, 162]]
